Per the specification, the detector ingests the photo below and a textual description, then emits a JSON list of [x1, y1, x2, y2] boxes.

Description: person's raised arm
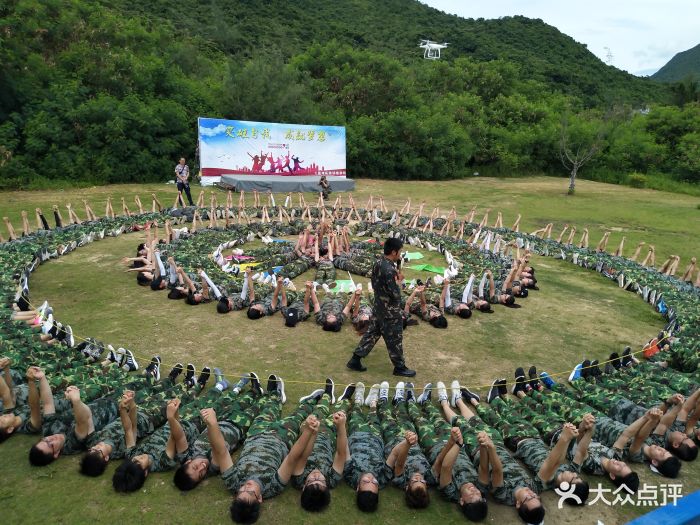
[[631, 408, 663, 456], [486, 270, 496, 299], [66, 386, 94, 439], [178, 268, 197, 293], [481, 432, 503, 486], [120, 392, 137, 449], [386, 430, 417, 476], [655, 394, 684, 434], [538, 423, 577, 482], [502, 263, 518, 292], [198, 270, 211, 301], [439, 279, 449, 311], [200, 408, 234, 472], [245, 268, 256, 302], [352, 289, 361, 318], [436, 428, 458, 484], [404, 286, 421, 315], [342, 292, 354, 317], [280, 415, 320, 481], [303, 282, 312, 314], [310, 285, 321, 313], [165, 399, 188, 457], [613, 409, 653, 451], [27, 368, 48, 429], [271, 276, 283, 310], [34, 367, 56, 416], [332, 411, 350, 473], [574, 414, 595, 467]]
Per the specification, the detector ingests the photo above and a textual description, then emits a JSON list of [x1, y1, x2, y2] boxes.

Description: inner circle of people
[[1, 184, 699, 525]]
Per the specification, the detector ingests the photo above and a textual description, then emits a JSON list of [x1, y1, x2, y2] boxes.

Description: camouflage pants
[[334, 254, 373, 277], [348, 403, 381, 437], [247, 394, 315, 449], [451, 413, 503, 461], [593, 374, 674, 407], [516, 394, 567, 445], [476, 398, 540, 451], [353, 316, 405, 368], [279, 257, 312, 280], [408, 402, 450, 463], [378, 401, 417, 447], [314, 260, 336, 285]]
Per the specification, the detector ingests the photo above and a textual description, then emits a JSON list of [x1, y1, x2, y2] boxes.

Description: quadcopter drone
[[419, 39, 449, 59]]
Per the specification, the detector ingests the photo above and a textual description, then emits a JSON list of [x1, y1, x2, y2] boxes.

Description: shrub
[[628, 172, 647, 188]]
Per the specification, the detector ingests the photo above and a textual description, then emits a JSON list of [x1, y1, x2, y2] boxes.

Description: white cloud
[[199, 124, 228, 137]]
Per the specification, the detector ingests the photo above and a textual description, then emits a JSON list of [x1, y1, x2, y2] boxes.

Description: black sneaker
[[249, 372, 263, 396], [527, 366, 541, 391], [392, 366, 417, 378], [416, 383, 432, 405], [621, 347, 633, 367], [339, 383, 356, 401], [300, 389, 324, 402], [405, 383, 415, 403], [512, 369, 527, 396], [604, 362, 615, 375], [267, 374, 279, 394], [145, 355, 161, 381], [487, 379, 501, 403], [168, 363, 184, 382], [460, 386, 480, 403], [346, 354, 367, 372], [580, 359, 592, 379], [609, 352, 622, 370], [497, 379, 508, 398], [325, 378, 336, 404], [197, 366, 211, 389], [184, 363, 196, 389], [590, 360, 602, 377]]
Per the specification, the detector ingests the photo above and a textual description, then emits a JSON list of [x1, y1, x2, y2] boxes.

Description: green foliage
[[652, 43, 700, 83], [627, 172, 647, 188]]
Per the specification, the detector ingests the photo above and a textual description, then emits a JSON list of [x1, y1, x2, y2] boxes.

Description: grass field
[[1, 177, 698, 525]]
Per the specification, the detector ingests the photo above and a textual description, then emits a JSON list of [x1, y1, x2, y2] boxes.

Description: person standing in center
[[175, 157, 194, 206], [346, 238, 416, 377]]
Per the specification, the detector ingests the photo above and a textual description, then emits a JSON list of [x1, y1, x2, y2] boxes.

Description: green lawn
[[1, 177, 698, 525]]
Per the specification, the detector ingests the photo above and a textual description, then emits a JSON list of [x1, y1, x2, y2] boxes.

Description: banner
[[198, 117, 346, 181]]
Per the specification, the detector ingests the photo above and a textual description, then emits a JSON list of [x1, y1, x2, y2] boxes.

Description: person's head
[[458, 482, 488, 521], [515, 287, 529, 298], [356, 472, 379, 512], [284, 308, 300, 328], [217, 297, 232, 314], [646, 444, 681, 477], [515, 487, 544, 524], [300, 469, 330, 511], [136, 273, 151, 286], [501, 293, 515, 306], [354, 318, 370, 335], [383, 237, 404, 259], [429, 314, 448, 329], [456, 304, 472, 319], [80, 447, 109, 477], [185, 291, 202, 305], [173, 458, 209, 491], [668, 432, 698, 461], [319, 246, 328, 257], [322, 315, 342, 332], [168, 288, 187, 300], [179, 157, 186, 165], [0, 414, 21, 441], [609, 469, 639, 493], [150, 276, 165, 290], [29, 434, 65, 466], [247, 306, 263, 320], [405, 472, 430, 508], [231, 479, 262, 523], [113, 458, 148, 492]]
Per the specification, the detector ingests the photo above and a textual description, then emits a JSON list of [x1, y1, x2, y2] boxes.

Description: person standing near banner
[[175, 157, 194, 206], [346, 237, 416, 377]]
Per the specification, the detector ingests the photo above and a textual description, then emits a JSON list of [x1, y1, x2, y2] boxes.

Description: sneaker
[[590, 360, 602, 377], [527, 366, 541, 391], [106, 345, 118, 364], [339, 383, 356, 402], [197, 367, 211, 389], [609, 352, 622, 370], [231, 373, 251, 394], [460, 386, 480, 403], [450, 380, 461, 407], [266, 374, 279, 394], [392, 366, 417, 377], [405, 383, 415, 403], [365, 384, 380, 407], [568, 363, 583, 382], [604, 362, 615, 375], [436, 382, 448, 403], [621, 347, 634, 367], [249, 372, 263, 396], [184, 364, 196, 389], [121, 350, 139, 372], [213, 367, 229, 391], [145, 355, 161, 381], [65, 325, 75, 348], [379, 381, 390, 404], [497, 379, 508, 398], [416, 383, 433, 405], [168, 363, 184, 382], [512, 367, 527, 395], [539, 371, 556, 390], [580, 359, 592, 380], [325, 377, 336, 404], [393, 382, 405, 405], [37, 300, 49, 317], [346, 354, 367, 372], [300, 389, 324, 402], [353, 382, 365, 405], [276, 375, 286, 403]]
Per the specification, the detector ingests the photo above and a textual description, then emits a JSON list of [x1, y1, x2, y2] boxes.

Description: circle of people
[[1, 189, 699, 525]]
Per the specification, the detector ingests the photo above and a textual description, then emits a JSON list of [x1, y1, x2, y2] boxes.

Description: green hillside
[[652, 43, 700, 83]]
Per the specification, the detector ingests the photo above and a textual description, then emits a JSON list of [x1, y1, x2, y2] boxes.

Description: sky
[[421, 1, 699, 76]]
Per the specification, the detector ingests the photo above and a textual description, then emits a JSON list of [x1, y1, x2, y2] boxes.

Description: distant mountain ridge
[[652, 43, 700, 82]]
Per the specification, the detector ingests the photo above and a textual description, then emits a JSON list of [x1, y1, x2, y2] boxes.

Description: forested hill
[[652, 43, 700, 83], [105, 0, 665, 106]]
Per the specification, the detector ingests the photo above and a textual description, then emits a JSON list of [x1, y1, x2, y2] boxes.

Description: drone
[[419, 39, 449, 60]]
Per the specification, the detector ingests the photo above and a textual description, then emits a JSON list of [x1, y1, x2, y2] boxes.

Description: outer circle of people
[[1, 190, 699, 524]]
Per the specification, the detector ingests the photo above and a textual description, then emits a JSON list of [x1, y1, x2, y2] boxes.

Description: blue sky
[[421, 1, 698, 76]]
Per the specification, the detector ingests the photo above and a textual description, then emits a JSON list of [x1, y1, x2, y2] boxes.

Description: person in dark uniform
[[346, 238, 416, 377]]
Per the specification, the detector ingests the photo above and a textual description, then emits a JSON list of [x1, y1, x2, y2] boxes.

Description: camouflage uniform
[[221, 393, 315, 498], [333, 252, 375, 277], [343, 403, 392, 489], [352, 257, 406, 368], [314, 259, 336, 285], [315, 297, 347, 326]]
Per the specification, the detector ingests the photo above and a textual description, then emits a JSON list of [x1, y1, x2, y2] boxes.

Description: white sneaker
[[436, 381, 448, 403], [322, 283, 331, 293], [450, 380, 461, 407], [393, 382, 405, 404], [379, 381, 390, 403], [354, 382, 366, 405], [365, 383, 380, 407]]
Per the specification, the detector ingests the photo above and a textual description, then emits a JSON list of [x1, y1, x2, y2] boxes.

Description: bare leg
[[682, 257, 696, 281], [3, 217, 17, 240], [20, 211, 30, 236], [120, 198, 131, 217], [556, 225, 569, 243], [613, 236, 625, 257], [197, 190, 205, 208], [658, 256, 673, 274], [596, 231, 610, 252], [494, 211, 503, 229], [134, 195, 144, 215], [511, 214, 521, 232], [565, 227, 576, 245], [151, 193, 163, 213], [66, 204, 82, 224]]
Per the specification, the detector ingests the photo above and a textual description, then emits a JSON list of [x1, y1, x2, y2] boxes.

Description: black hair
[[247, 307, 263, 320], [611, 472, 639, 493], [319, 246, 328, 257], [357, 490, 379, 512], [29, 444, 55, 466], [217, 298, 231, 314], [322, 321, 342, 332], [656, 456, 681, 478], [383, 237, 404, 255], [168, 288, 186, 300], [150, 276, 163, 290], [136, 273, 151, 286], [300, 484, 331, 512], [184, 292, 198, 305], [137, 243, 146, 252], [354, 319, 370, 333], [517, 502, 545, 524], [460, 499, 488, 521], [173, 464, 199, 491], [113, 460, 147, 492], [80, 450, 108, 477], [504, 295, 515, 306], [564, 480, 589, 505], [457, 308, 472, 319], [0, 428, 12, 443], [230, 498, 260, 524], [672, 442, 698, 461], [517, 288, 529, 298], [478, 303, 491, 312], [429, 315, 448, 329], [405, 484, 430, 508]]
